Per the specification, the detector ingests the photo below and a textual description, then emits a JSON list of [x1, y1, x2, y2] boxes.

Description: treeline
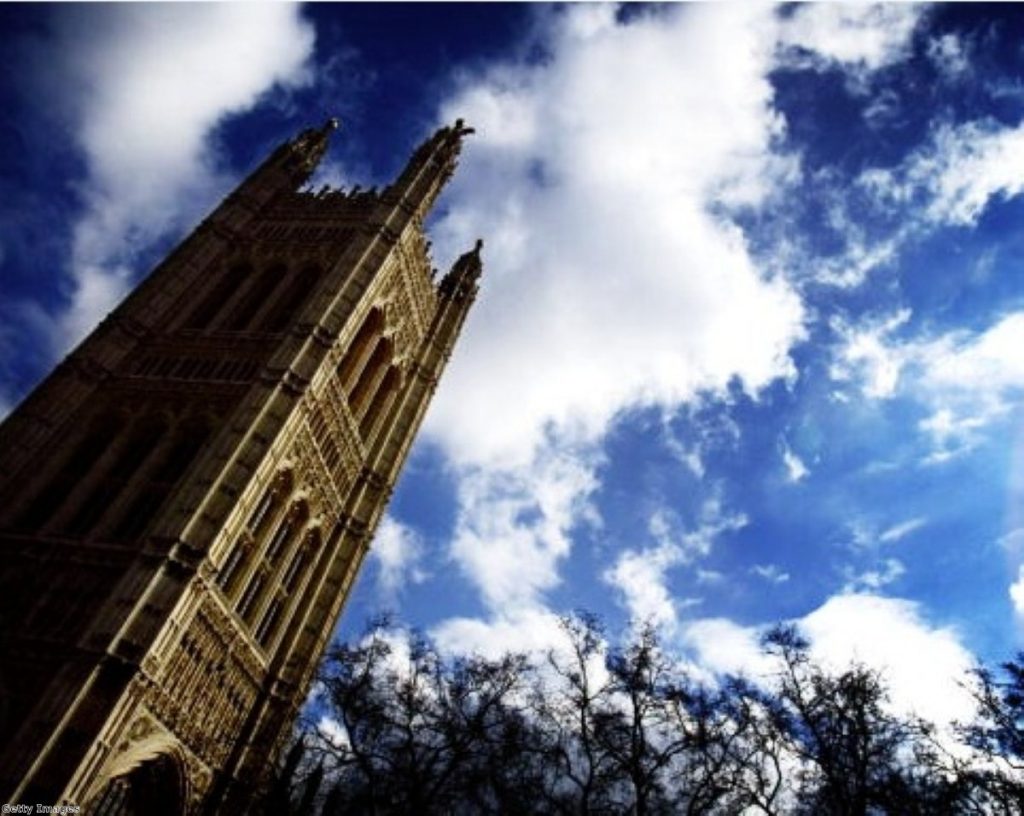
[[262, 614, 1024, 815]]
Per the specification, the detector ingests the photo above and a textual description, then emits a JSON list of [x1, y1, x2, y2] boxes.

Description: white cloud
[[801, 594, 975, 727], [879, 517, 926, 544], [830, 309, 912, 399], [683, 617, 775, 680], [1010, 566, 1024, 615], [53, 5, 314, 349], [997, 527, 1024, 553], [751, 564, 790, 584], [780, 439, 809, 482], [777, 4, 925, 75], [427, 4, 806, 472], [371, 516, 428, 599], [417, 5, 815, 645], [861, 120, 1024, 229], [449, 446, 599, 614], [604, 499, 746, 632], [842, 558, 906, 593], [423, 3, 930, 649], [832, 308, 1024, 464], [605, 541, 686, 632], [687, 593, 975, 728], [918, 312, 1024, 394], [927, 32, 971, 81], [431, 606, 574, 662]]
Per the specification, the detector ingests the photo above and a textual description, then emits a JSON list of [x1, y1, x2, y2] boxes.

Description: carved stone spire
[[440, 238, 484, 299], [387, 119, 475, 217], [284, 117, 340, 180]]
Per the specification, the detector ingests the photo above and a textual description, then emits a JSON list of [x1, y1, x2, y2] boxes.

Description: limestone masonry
[[0, 118, 481, 814]]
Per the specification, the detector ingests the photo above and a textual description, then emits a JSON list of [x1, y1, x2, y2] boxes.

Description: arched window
[[350, 337, 393, 420], [237, 571, 266, 623], [11, 412, 121, 531], [258, 527, 319, 650], [360, 365, 400, 438], [182, 263, 250, 330], [337, 308, 384, 391], [222, 264, 286, 331], [255, 597, 285, 647], [264, 502, 308, 565], [217, 543, 249, 594], [217, 470, 292, 596], [60, 416, 168, 538], [259, 265, 321, 333], [281, 544, 310, 593]]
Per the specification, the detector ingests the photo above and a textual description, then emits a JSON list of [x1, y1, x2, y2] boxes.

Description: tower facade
[[0, 119, 481, 813]]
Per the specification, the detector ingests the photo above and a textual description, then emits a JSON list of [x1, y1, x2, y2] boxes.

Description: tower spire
[[281, 117, 340, 183], [387, 118, 475, 217], [440, 238, 484, 299]]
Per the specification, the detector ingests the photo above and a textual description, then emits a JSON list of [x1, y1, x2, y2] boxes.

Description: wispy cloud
[[750, 564, 790, 584], [879, 517, 927, 544], [604, 497, 747, 632], [842, 558, 906, 593]]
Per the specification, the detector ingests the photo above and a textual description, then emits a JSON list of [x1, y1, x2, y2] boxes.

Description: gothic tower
[[0, 118, 482, 813]]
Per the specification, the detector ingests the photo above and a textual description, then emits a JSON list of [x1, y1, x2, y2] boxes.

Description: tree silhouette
[[257, 614, 1024, 816]]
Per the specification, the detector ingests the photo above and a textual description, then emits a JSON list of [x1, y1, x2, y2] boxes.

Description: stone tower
[[0, 118, 482, 814]]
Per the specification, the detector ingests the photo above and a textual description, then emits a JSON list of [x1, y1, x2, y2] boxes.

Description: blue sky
[[4, 3, 1024, 724]]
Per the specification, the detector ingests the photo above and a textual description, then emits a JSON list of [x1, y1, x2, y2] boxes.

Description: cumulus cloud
[[432, 606, 573, 661], [448, 446, 599, 614], [52, 4, 314, 348], [830, 308, 912, 399], [801, 594, 974, 726], [420, 3, 936, 649], [428, 4, 806, 471], [927, 32, 971, 81], [777, 4, 925, 76], [687, 593, 975, 727], [371, 516, 428, 600]]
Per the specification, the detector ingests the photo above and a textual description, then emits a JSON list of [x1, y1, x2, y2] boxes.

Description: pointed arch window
[[350, 337, 393, 420], [337, 308, 384, 390], [237, 571, 266, 623], [218, 544, 248, 594], [360, 365, 400, 438], [217, 471, 293, 597], [255, 597, 285, 647]]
